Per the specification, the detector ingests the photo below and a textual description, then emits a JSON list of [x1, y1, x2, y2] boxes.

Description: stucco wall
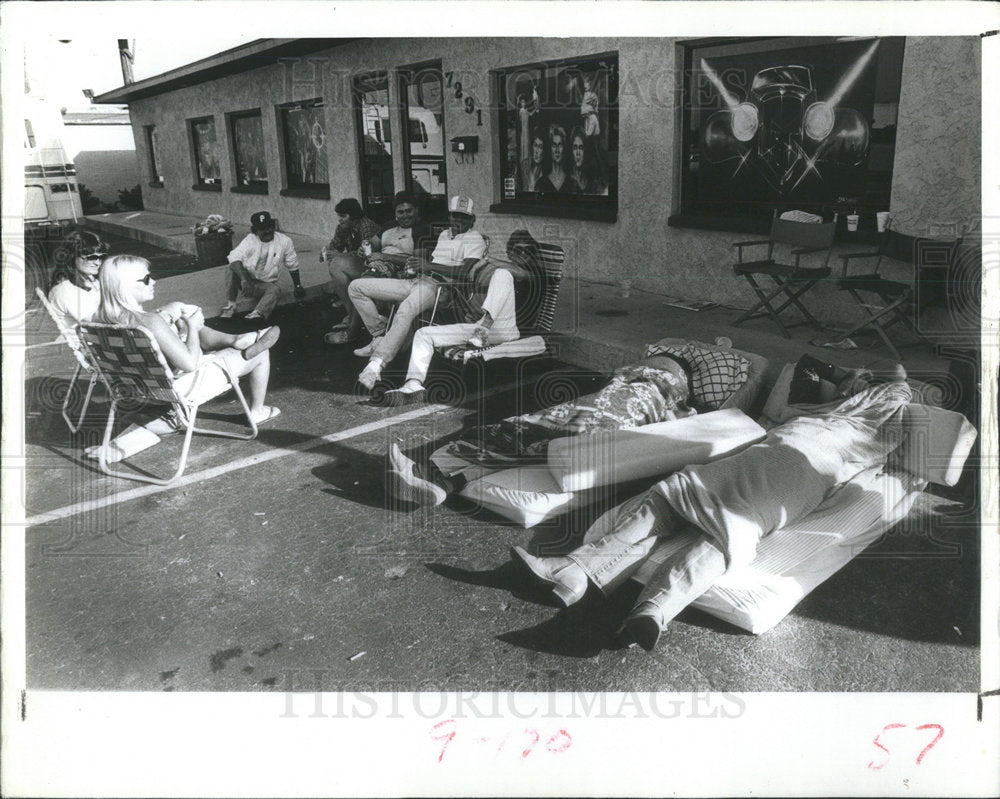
[[890, 37, 982, 237], [126, 37, 982, 325]]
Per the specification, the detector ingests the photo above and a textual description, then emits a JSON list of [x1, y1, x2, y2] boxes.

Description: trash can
[[194, 231, 233, 269]]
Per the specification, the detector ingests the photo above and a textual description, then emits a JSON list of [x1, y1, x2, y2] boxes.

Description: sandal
[[242, 326, 281, 360], [249, 405, 281, 425], [220, 303, 236, 319]]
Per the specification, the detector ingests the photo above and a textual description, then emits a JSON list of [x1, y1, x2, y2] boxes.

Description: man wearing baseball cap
[[348, 195, 487, 391], [221, 211, 305, 320]]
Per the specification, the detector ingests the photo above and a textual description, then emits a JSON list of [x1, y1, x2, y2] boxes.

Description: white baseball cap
[[448, 195, 474, 216]]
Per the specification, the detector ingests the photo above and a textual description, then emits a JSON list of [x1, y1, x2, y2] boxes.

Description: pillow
[[645, 340, 750, 410], [459, 464, 588, 528]]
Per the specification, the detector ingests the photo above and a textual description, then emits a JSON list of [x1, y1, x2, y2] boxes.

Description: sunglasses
[[81, 252, 107, 263], [137, 273, 154, 285]]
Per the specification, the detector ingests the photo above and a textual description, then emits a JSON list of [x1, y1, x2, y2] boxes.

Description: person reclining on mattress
[[507, 357, 909, 651], [388, 351, 696, 505]]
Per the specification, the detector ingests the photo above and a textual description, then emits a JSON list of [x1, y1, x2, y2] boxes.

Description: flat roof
[[93, 38, 353, 104]]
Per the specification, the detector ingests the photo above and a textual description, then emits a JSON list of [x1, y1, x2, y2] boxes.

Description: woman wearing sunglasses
[[46, 230, 109, 330], [94, 255, 282, 427]]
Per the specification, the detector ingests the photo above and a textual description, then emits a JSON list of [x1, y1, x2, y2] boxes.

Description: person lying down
[[509, 359, 911, 651], [388, 352, 696, 506]]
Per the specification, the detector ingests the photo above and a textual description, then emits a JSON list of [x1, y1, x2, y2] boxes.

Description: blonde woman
[[87, 256, 281, 460]]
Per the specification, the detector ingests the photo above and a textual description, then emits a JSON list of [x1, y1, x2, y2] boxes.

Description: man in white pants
[[349, 195, 487, 391]]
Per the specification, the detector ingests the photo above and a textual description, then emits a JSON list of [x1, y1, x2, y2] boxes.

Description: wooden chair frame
[[732, 210, 838, 337]]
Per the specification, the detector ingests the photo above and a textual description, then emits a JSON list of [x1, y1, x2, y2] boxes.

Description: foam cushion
[[547, 408, 766, 493], [897, 403, 977, 486], [645, 339, 750, 410], [460, 464, 588, 528]]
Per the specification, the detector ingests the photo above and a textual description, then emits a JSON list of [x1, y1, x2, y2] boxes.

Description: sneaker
[[354, 336, 383, 358], [357, 361, 382, 391]]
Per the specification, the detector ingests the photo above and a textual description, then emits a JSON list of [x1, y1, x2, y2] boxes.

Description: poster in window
[[233, 114, 267, 185], [283, 103, 328, 188], [192, 119, 220, 183], [691, 38, 901, 215], [499, 55, 618, 203]]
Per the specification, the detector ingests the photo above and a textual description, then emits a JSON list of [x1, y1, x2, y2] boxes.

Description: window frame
[[187, 115, 221, 191], [277, 97, 330, 199], [490, 51, 619, 223], [352, 72, 395, 222], [144, 124, 163, 187], [227, 108, 269, 195], [397, 62, 448, 221]]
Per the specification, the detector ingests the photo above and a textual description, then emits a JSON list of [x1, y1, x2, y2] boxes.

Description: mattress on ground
[[633, 466, 924, 634]]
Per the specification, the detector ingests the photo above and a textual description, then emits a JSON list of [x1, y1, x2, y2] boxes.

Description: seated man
[[348, 195, 487, 391], [387, 351, 696, 505], [378, 229, 545, 406], [509, 363, 911, 651], [322, 197, 383, 344], [221, 211, 304, 320]]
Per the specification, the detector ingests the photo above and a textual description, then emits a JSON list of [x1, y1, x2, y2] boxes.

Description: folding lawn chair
[[35, 287, 101, 433], [77, 322, 260, 485], [732, 210, 838, 337]]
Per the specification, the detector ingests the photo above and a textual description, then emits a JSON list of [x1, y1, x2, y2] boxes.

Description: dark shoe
[[379, 388, 426, 407], [624, 602, 664, 651], [387, 443, 447, 507], [509, 545, 588, 607]]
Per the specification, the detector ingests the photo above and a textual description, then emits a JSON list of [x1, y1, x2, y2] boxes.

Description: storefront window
[[676, 36, 904, 227], [353, 73, 395, 221], [494, 52, 618, 221], [145, 125, 162, 185], [399, 64, 447, 219], [279, 98, 329, 197], [230, 110, 268, 191], [188, 116, 220, 188]]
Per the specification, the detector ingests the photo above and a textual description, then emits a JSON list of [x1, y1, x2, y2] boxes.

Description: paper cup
[[846, 214, 859, 232], [876, 211, 890, 232]]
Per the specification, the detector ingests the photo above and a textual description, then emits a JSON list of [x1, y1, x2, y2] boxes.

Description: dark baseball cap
[[250, 211, 275, 232]]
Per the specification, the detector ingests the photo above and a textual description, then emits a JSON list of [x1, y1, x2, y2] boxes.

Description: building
[[61, 105, 139, 209], [94, 36, 981, 323]]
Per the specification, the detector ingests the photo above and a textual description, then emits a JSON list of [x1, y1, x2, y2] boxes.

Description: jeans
[[327, 253, 366, 338], [569, 490, 727, 628], [226, 263, 281, 318], [348, 276, 440, 363]]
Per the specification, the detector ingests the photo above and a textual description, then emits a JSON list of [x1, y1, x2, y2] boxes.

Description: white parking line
[[23, 369, 565, 527], [23, 402, 451, 527]]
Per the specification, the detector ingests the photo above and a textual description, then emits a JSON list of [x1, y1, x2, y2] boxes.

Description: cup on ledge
[[876, 211, 890, 233], [846, 214, 859, 232]]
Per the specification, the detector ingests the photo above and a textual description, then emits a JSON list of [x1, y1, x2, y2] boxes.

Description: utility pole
[[118, 39, 134, 85]]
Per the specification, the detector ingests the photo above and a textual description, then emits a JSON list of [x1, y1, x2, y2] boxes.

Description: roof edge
[[94, 38, 353, 104]]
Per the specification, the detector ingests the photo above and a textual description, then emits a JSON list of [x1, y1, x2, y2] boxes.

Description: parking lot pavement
[[20, 300, 979, 694]]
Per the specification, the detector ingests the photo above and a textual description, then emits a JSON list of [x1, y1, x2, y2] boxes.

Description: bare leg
[[243, 351, 270, 413], [198, 327, 250, 350]]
